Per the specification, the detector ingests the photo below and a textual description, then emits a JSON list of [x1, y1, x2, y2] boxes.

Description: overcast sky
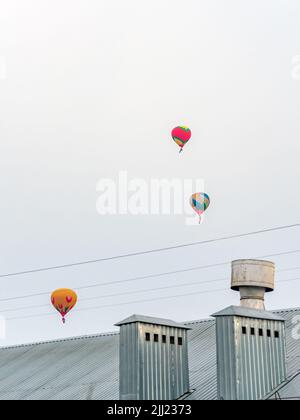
[[0, 0, 300, 346]]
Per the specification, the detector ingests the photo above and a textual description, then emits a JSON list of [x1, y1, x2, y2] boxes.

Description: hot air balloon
[[51, 289, 77, 324], [171, 126, 192, 153], [190, 193, 210, 224]]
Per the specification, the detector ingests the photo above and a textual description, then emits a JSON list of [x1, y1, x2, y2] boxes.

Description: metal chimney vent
[[213, 259, 287, 400], [116, 315, 191, 400], [231, 259, 275, 310]]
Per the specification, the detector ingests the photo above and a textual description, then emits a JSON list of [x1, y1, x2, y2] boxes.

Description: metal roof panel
[[212, 305, 285, 321], [0, 308, 298, 400]]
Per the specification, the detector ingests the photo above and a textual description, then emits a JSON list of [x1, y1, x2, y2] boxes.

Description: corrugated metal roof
[[0, 333, 120, 401], [266, 372, 300, 400], [0, 308, 299, 400], [212, 305, 285, 321], [115, 314, 191, 329]]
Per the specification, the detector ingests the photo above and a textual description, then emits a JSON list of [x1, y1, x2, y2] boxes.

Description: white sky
[[0, 0, 300, 346]]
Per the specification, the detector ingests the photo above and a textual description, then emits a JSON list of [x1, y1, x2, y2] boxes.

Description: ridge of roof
[[115, 314, 191, 329], [272, 307, 300, 314], [1, 307, 299, 351], [0, 330, 119, 351], [184, 317, 215, 326], [212, 306, 285, 321], [264, 371, 300, 400]]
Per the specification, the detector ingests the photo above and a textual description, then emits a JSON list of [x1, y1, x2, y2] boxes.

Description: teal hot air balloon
[[190, 193, 210, 224]]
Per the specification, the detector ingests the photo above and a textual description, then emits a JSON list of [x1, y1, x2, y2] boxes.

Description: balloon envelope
[[190, 193, 210, 219], [51, 289, 77, 324], [171, 126, 191, 151]]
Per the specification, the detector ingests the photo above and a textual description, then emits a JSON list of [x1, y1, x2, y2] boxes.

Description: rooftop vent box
[[115, 315, 191, 401], [213, 260, 287, 400]]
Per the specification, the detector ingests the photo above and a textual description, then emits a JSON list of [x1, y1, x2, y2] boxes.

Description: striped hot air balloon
[[190, 193, 210, 224], [171, 126, 192, 153]]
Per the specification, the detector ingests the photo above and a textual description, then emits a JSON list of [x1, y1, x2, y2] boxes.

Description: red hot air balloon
[[171, 126, 192, 153]]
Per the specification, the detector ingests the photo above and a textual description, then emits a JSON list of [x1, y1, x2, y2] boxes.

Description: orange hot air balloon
[[51, 289, 77, 324]]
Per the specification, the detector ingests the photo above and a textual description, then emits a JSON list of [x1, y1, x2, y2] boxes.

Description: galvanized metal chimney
[[231, 259, 275, 310], [213, 259, 287, 400], [116, 315, 191, 400]]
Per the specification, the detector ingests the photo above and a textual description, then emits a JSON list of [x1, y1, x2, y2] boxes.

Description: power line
[[6, 287, 229, 321], [0, 248, 300, 305], [278, 276, 300, 284], [2, 274, 300, 315], [6, 273, 300, 322], [0, 223, 299, 279], [0, 262, 229, 303], [0, 276, 229, 314], [279, 266, 300, 273]]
